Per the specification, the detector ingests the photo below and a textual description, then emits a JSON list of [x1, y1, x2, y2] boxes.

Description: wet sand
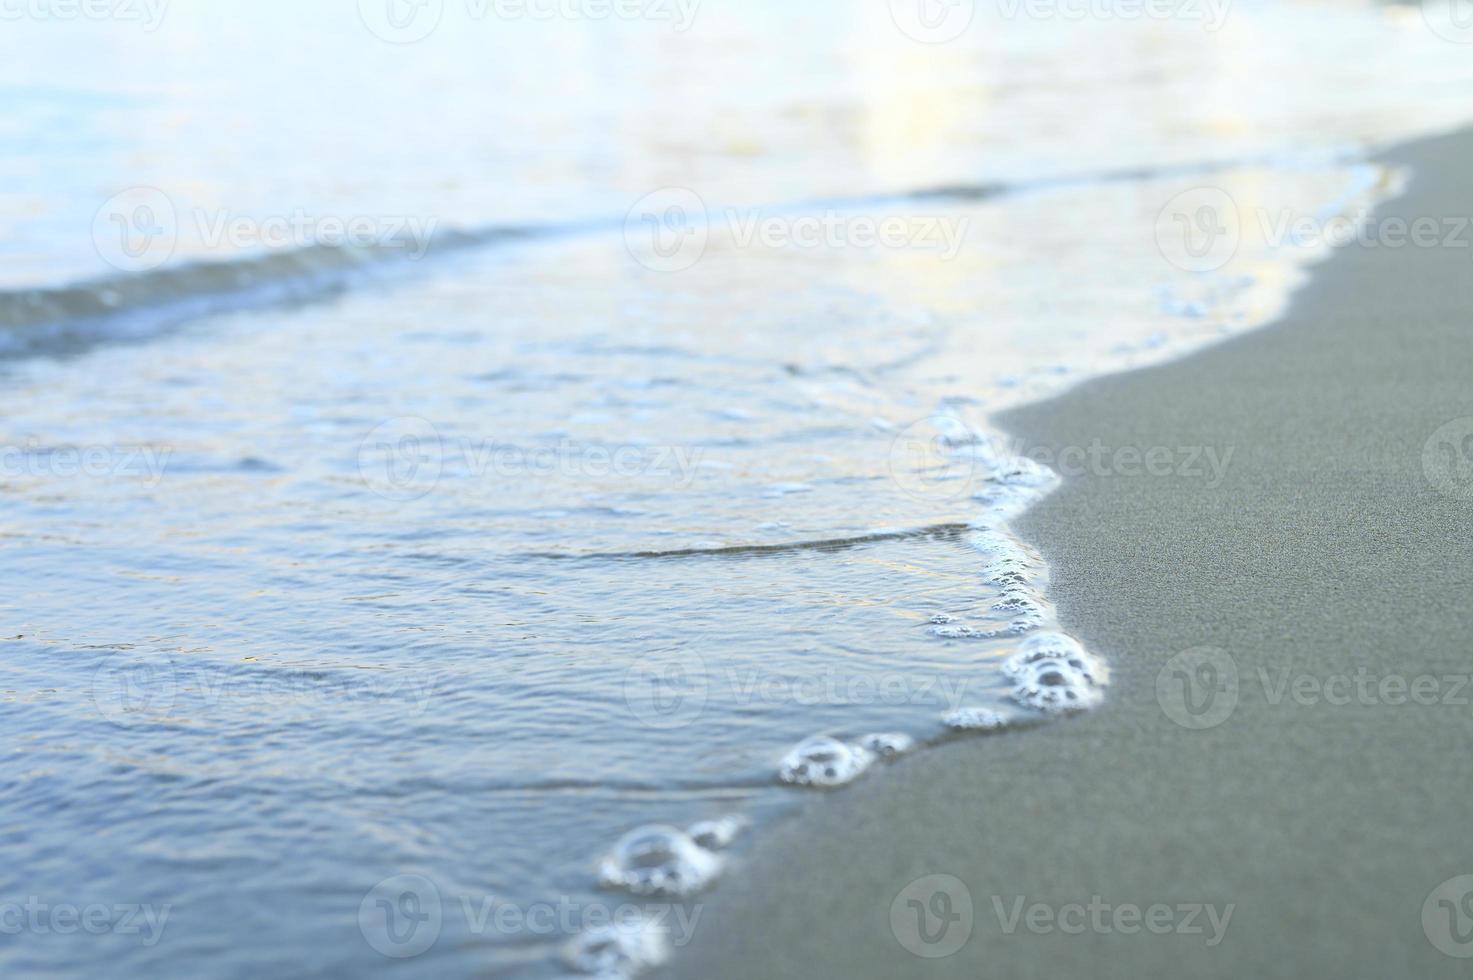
[[663, 127, 1473, 978]]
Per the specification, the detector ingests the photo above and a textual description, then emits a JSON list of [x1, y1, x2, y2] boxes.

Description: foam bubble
[[943, 707, 1013, 731], [993, 593, 1043, 615], [931, 415, 981, 447], [1004, 632, 1108, 686], [563, 916, 669, 977], [971, 454, 1060, 523], [989, 458, 1059, 491], [940, 525, 1057, 635], [970, 530, 1045, 585], [686, 815, 746, 851], [967, 527, 1027, 560], [858, 732, 916, 759], [929, 618, 1041, 640], [598, 825, 723, 897], [1003, 632, 1108, 713], [928, 624, 981, 639], [778, 735, 875, 788], [985, 560, 1032, 588]]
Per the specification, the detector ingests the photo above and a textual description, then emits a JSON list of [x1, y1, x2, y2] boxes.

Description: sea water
[[2, 1, 1472, 976]]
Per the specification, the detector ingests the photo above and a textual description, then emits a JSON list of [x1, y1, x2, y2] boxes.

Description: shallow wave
[[0, 151, 1347, 361], [0, 223, 556, 358]]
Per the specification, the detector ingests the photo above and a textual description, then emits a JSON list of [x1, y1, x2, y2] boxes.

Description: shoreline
[[660, 126, 1473, 979]]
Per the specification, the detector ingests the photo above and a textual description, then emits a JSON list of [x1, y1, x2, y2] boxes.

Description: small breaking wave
[[0, 223, 558, 359], [0, 149, 1345, 362]]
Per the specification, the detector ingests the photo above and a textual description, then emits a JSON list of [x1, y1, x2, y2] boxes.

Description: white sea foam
[[943, 707, 1014, 732], [1004, 632, 1110, 714], [572, 818, 743, 975], [778, 736, 875, 788], [598, 825, 724, 898], [686, 816, 747, 852], [858, 732, 917, 759], [1004, 633, 1109, 687], [777, 732, 918, 788], [563, 916, 670, 978]]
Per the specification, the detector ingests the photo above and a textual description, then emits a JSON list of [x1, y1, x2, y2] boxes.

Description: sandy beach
[[664, 126, 1473, 980]]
